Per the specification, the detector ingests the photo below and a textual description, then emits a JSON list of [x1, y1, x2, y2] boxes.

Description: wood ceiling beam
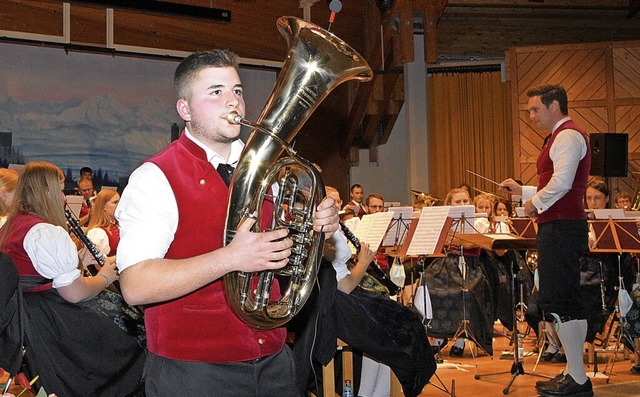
[[341, 0, 413, 156], [415, 0, 448, 64]]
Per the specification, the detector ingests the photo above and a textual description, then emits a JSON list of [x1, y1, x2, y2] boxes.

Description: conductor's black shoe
[[540, 350, 560, 362], [449, 346, 464, 357], [536, 374, 593, 396], [535, 372, 564, 390]]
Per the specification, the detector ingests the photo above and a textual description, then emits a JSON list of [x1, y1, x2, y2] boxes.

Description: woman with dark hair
[[0, 161, 145, 397]]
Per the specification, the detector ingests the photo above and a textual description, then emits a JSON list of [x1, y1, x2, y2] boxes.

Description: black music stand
[[441, 215, 494, 361], [589, 218, 640, 379], [399, 209, 457, 396], [459, 233, 550, 394], [411, 255, 456, 397]]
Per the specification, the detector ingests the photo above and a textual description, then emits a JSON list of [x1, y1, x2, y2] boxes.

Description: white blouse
[[23, 223, 81, 288], [323, 230, 352, 282], [87, 227, 111, 257]]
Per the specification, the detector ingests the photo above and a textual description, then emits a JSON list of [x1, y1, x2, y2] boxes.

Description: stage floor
[[420, 322, 640, 397]]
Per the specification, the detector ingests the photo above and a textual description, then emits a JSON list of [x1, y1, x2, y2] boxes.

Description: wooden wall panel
[[508, 40, 640, 202], [613, 48, 640, 99]]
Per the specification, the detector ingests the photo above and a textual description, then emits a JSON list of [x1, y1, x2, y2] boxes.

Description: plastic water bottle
[[343, 379, 354, 397]]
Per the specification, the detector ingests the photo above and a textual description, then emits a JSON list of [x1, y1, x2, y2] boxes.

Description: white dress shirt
[[116, 128, 244, 272]]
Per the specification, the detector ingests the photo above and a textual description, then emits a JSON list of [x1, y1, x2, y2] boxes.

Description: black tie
[[216, 163, 234, 187], [542, 133, 552, 148]]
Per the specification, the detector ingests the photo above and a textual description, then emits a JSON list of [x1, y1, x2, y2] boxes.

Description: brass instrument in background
[[411, 190, 441, 206], [223, 16, 373, 330], [473, 187, 506, 201], [631, 171, 640, 210], [525, 249, 538, 273]]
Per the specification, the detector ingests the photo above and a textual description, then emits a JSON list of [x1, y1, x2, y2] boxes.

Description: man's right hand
[[499, 178, 523, 195]]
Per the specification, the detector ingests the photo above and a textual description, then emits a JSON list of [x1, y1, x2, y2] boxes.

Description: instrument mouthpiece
[[226, 111, 242, 125]]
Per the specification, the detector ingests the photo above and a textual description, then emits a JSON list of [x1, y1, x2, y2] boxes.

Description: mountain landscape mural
[[0, 42, 276, 187]]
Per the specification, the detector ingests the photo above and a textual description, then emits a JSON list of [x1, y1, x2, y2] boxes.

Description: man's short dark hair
[[527, 84, 568, 116], [174, 49, 239, 100], [350, 184, 363, 192]]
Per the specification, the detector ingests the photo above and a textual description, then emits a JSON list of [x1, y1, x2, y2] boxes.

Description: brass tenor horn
[[223, 16, 373, 330]]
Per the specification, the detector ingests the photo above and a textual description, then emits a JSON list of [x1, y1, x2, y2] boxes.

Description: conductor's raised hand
[[226, 214, 293, 273], [313, 196, 339, 238], [499, 178, 522, 195]]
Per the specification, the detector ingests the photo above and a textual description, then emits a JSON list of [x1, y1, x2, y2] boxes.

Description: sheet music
[[65, 195, 83, 219], [484, 233, 517, 240], [448, 205, 477, 233], [593, 208, 626, 219], [381, 206, 414, 247], [354, 211, 394, 252], [624, 211, 640, 219], [406, 206, 450, 256]]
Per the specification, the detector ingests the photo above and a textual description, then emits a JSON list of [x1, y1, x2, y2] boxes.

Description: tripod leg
[[475, 253, 552, 389]]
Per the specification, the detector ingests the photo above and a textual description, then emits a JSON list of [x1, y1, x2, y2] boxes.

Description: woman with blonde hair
[[0, 161, 144, 397], [86, 189, 120, 268]]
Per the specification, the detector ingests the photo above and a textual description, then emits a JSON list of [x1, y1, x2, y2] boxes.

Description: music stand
[[589, 218, 640, 379], [382, 207, 414, 253], [400, 210, 455, 397], [461, 233, 550, 394], [440, 212, 496, 362]]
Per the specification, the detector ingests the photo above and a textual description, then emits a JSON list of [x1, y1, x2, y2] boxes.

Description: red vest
[[1, 214, 46, 277], [1, 214, 54, 292], [145, 132, 285, 362], [100, 224, 120, 256], [536, 120, 590, 224]]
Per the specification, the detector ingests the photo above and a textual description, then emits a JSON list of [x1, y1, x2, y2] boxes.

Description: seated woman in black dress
[[0, 161, 145, 397]]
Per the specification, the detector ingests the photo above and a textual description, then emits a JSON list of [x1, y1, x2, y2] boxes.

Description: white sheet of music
[[448, 205, 478, 233], [593, 209, 626, 219], [354, 211, 394, 252], [65, 195, 84, 219], [406, 206, 451, 256], [382, 206, 414, 247], [484, 233, 517, 240]]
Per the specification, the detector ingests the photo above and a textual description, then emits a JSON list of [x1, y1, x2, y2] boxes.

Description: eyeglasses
[[79, 188, 94, 194], [368, 205, 384, 210]]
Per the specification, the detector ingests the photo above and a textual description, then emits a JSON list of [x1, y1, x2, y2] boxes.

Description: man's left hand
[[524, 199, 537, 218]]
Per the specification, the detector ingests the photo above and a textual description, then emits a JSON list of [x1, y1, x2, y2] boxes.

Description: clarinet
[[339, 221, 401, 295], [65, 207, 106, 275]]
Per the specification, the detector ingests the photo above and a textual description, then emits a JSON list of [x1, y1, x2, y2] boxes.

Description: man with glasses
[[365, 193, 385, 214], [77, 177, 95, 226]]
